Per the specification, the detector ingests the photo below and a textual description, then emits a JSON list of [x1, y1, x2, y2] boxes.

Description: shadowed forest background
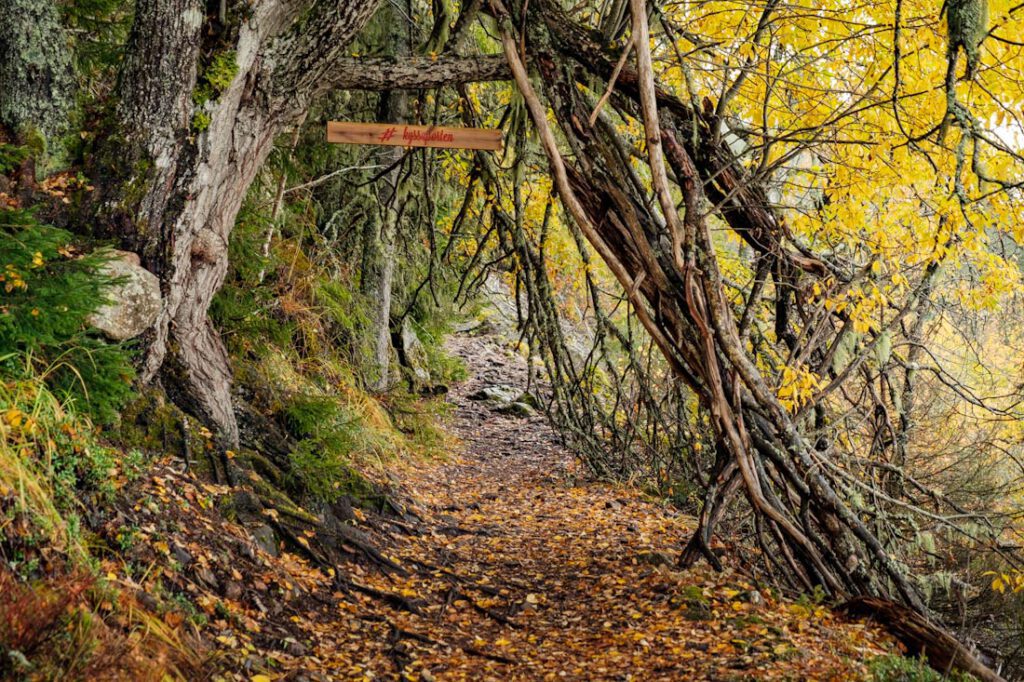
[[3, 0, 1024, 679]]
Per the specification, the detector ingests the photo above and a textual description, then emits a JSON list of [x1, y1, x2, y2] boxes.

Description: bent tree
[[92, 0, 504, 443]]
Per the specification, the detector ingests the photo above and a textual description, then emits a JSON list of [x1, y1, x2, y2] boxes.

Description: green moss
[[189, 50, 238, 133], [867, 653, 977, 681], [249, 476, 319, 524], [204, 50, 238, 92], [117, 389, 186, 453], [191, 110, 211, 132], [191, 51, 238, 108], [947, 0, 988, 75], [0, 0, 74, 143], [0, 143, 30, 173]]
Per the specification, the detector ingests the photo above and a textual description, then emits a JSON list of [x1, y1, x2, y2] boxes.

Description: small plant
[[796, 584, 828, 608], [191, 110, 212, 132], [0, 144, 29, 174], [868, 654, 976, 682], [282, 396, 382, 504], [190, 50, 238, 132]]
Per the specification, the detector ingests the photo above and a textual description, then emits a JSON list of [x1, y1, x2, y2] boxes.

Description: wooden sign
[[327, 121, 502, 151]]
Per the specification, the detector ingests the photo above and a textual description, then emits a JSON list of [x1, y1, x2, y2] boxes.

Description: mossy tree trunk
[[0, 0, 74, 161]]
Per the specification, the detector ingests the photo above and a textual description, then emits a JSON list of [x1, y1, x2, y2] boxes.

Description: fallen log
[[839, 596, 1004, 682]]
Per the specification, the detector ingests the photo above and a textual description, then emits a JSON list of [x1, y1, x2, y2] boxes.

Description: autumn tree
[[468, 0, 1024, 634]]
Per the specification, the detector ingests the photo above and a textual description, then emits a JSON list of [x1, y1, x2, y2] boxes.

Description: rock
[[453, 318, 490, 335], [636, 550, 673, 567], [284, 638, 307, 656], [330, 495, 355, 523], [397, 317, 432, 386], [495, 401, 533, 418], [171, 542, 193, 567], [223, 581, 243, 600], [251, 524, 279, 557], [87, 250, 161, 341], [194, 565, 219, 589], [229, 490, 264, 517], [467, 384, 520, 404], [135, 589, 160, 611], [516, 391, 542, 409]]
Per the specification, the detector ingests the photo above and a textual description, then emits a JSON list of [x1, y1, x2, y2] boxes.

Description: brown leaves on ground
[[95, 334, 894, 681], [315, 336, 893, 681]]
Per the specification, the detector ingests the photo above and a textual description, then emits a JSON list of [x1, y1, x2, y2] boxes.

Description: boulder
[[87, 250, 161, 341], [467, 384, 520, 404], [495, 401, 534, 418], [251, 524, 279, 557], [397, 317, 432, 386]]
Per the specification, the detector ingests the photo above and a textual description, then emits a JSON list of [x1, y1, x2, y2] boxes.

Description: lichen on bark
[[0, 0, 74, 143]]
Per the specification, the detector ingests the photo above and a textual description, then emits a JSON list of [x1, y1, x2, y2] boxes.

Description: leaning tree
[[481, 0, 1024, 642]]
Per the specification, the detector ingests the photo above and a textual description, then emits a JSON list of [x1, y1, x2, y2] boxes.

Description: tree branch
[[331, 55, 510, 90]]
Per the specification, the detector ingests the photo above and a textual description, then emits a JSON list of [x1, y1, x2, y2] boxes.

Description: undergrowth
[[868, 654, 977, 681], [0, 203, 188, 677], [0, 205, 135, 423], [210, 185, 462, 507]]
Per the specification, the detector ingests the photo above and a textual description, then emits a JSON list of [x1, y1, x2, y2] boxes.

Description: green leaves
[[0, 207, 134, 423]]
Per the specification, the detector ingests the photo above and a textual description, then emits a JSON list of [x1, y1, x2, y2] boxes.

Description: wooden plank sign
[[327, 121, 501, 152]]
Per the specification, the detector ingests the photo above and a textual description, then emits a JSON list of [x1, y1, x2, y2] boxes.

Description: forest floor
[[317, 332, 895, 680], [100, 331, 896, 681]]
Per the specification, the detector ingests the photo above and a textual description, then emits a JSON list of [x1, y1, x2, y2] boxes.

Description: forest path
[[336, 332, 889, 681]]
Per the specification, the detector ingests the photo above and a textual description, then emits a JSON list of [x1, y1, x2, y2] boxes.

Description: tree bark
[[0, 0, 74, 143]]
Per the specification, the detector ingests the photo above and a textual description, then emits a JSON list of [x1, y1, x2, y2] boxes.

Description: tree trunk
[[361, 7, 411, 393], [0, 0, 74, 143], [93, 0, 386, 446]]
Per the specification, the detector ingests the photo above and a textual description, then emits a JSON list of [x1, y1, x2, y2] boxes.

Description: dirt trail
[[338, 332, 891, 681]]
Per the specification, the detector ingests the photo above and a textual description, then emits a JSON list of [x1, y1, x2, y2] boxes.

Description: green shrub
[[0, 207, 135, 423], [281, 392, 392, 504], [191, 50, 238, 109], [0, 144, 30, 173], [283, 394, 347, 439], [868, 654, 976, 682], [288, 438, 377, 504]]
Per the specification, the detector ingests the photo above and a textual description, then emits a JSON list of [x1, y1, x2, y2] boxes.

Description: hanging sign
[[327, 121, 502, 151]]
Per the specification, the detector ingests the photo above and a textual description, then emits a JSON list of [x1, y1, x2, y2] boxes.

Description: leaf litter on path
[[325, 334, 894, 681]]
